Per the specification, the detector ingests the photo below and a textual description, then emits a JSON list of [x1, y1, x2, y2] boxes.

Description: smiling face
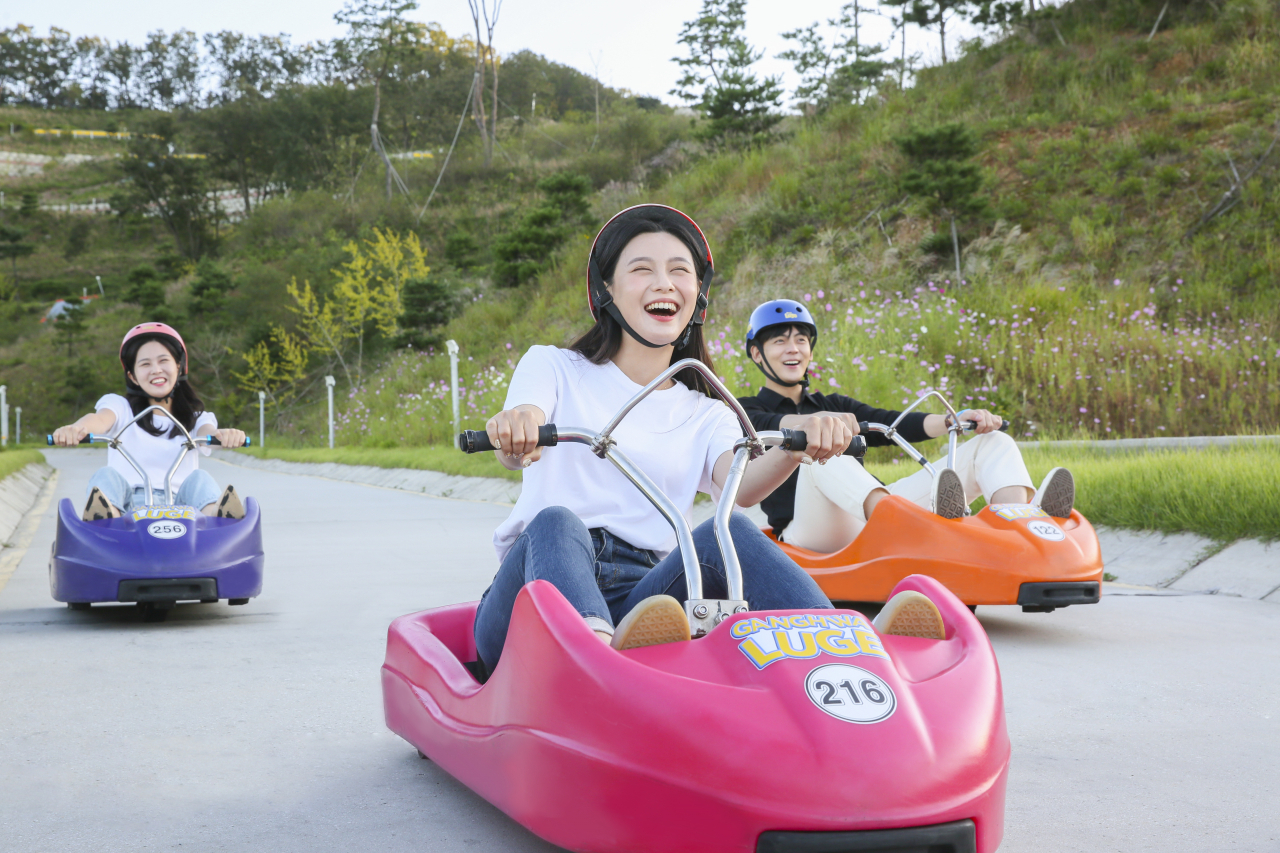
[[128, 339, 180, 399], [752, 325, 813, 385], [606, 231, 700, 348]]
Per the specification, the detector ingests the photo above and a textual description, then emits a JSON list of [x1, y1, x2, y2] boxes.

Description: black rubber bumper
[[1017, 581, 1100, 612], [757, 819, 975, 853], [118, 578, 218, 603]]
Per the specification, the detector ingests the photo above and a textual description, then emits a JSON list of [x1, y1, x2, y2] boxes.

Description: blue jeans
[[473, 506, 833, 669], [86, 466, 222, 512]]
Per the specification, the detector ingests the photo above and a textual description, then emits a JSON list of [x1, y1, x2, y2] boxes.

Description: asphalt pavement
[[2, 449, 1277, 853]]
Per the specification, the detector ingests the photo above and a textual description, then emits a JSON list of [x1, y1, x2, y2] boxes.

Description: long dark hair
[[122, 333, 205, 437], [571, 214, 719, 397]]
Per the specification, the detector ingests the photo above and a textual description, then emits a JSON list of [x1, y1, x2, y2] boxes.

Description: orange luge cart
[[771, 392, 1103, 612]]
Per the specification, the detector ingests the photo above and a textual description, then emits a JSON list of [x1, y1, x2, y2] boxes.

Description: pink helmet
[[120, 322, 188, 375]]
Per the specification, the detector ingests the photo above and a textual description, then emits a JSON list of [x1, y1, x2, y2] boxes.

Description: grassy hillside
[[2, 0, 1277, 449], [313, 0, 1279, 449]]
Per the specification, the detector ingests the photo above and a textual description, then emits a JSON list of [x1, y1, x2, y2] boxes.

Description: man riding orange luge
[[736, 299, 1074, 554]]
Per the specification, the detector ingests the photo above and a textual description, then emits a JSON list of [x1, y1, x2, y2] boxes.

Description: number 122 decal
[[804, 663, 897, 724]]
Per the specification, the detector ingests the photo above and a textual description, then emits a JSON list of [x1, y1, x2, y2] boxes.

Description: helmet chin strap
[[753, 348, 810, 389], [603, 293, 708, 352]]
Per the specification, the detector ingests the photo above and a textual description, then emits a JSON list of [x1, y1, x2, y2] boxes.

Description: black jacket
[[737, 387, 931, 534]]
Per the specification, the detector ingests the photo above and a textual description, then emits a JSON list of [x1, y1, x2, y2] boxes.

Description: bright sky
[[7, 1, 992, 104]]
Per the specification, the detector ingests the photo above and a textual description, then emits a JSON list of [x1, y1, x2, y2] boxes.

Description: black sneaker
[[1034, 467, 1075, 518], [931, 467, 969, 519]]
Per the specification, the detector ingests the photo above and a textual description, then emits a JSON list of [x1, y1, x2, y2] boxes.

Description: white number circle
[[1027, 520, 1065, 541], [147, 521, 187, 540], [804, 664, 896, 724]]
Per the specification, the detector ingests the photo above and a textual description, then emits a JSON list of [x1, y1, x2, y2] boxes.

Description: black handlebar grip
[[782, 429, 866, 459], [459, 424, 558, 454], [780, 428, 806, 453], [1000, 419, 1010, 431]]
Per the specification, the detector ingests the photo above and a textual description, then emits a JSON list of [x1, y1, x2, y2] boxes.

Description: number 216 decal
[[804, 663, 897, 724]]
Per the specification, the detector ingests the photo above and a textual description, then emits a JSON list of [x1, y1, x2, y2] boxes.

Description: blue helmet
[[745, 299, 818, 388]]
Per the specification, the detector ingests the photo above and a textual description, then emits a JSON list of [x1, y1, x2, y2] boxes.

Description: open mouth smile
[[645, 300, 680, 320]]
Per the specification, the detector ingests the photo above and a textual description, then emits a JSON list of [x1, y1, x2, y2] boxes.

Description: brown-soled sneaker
[[873, 590, 946, 640], [1033, 467, 1075, 519], [931, 467, 969, 520], [215, 486, 245, 520], [82, 487, 123, 522], [611, 595, 691, 651]]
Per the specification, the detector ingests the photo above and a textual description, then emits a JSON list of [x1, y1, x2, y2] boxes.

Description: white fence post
[[446, 340, 460, 439], [325, 376, 336, 449], [258, 391, 265, 449]]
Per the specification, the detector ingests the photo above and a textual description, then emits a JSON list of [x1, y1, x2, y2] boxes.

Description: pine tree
[[896, 123, 989, 280], [671, 0, 783, 141]]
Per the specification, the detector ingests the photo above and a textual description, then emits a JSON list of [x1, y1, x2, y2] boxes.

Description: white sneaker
[[1033, 467, 1075, 518], [873, 591, 945, 640], [931, 467, 969, 519], [611, 595, 690, 650]]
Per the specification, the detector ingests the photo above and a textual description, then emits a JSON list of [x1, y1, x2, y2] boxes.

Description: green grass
[[248, 441, 1278, 542], [0, 448, 47, 481], [868, 443, 1280, 542], [234, 445, 522, 481]]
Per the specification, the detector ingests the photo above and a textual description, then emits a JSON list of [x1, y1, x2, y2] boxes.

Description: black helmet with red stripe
[[587, 204, 715, 350]]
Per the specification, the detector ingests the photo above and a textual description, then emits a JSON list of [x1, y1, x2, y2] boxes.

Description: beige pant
[[780, 431, 1034, 553]]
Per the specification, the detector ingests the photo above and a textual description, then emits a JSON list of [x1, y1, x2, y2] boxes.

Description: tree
[[53, 297, 88, 356], [124, 265, 168, 315], [467, 0, 504, 168], [193, 94, 276, 217], [896, 123, 988, 279], [779, 2, 888, 112], [232, 325, 310, 424], [0, 225, 35, 289], [203, 31, 305, 99], [139, 30, 202, 109], [334, 0, 422, 200], [671, 0, 783, 141], [882, 0, 975, 65], [398, 275, 463, 348], [111, 117, 215, 259], [492, 172, 592, 288], [188, 259, 231, 318], [286, 228, 429, 384]]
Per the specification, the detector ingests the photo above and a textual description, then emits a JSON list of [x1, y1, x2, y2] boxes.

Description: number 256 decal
[[804, 663, 897, 724]]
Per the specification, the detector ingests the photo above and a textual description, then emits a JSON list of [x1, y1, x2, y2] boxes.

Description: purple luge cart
[[47, 405, 264, 622]]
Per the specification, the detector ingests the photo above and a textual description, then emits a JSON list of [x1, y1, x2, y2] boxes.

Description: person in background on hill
[[737, 299, 1075, 554], [473, 206, 949, 674], [51, 322, 248, 521]]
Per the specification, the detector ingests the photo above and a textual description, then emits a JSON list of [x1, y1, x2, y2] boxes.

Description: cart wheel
[[228, 598, 249, 606], [138, 603, 171, 623], [417, 749, 430, 760], [68, 602, 92, 611]]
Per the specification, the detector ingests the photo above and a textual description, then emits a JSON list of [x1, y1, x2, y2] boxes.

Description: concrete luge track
[[1, 448, 1276, 852]]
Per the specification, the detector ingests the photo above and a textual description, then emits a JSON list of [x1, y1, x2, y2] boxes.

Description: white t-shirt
[[493, 346, 743, 561], [95, 394, 218, 491]]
